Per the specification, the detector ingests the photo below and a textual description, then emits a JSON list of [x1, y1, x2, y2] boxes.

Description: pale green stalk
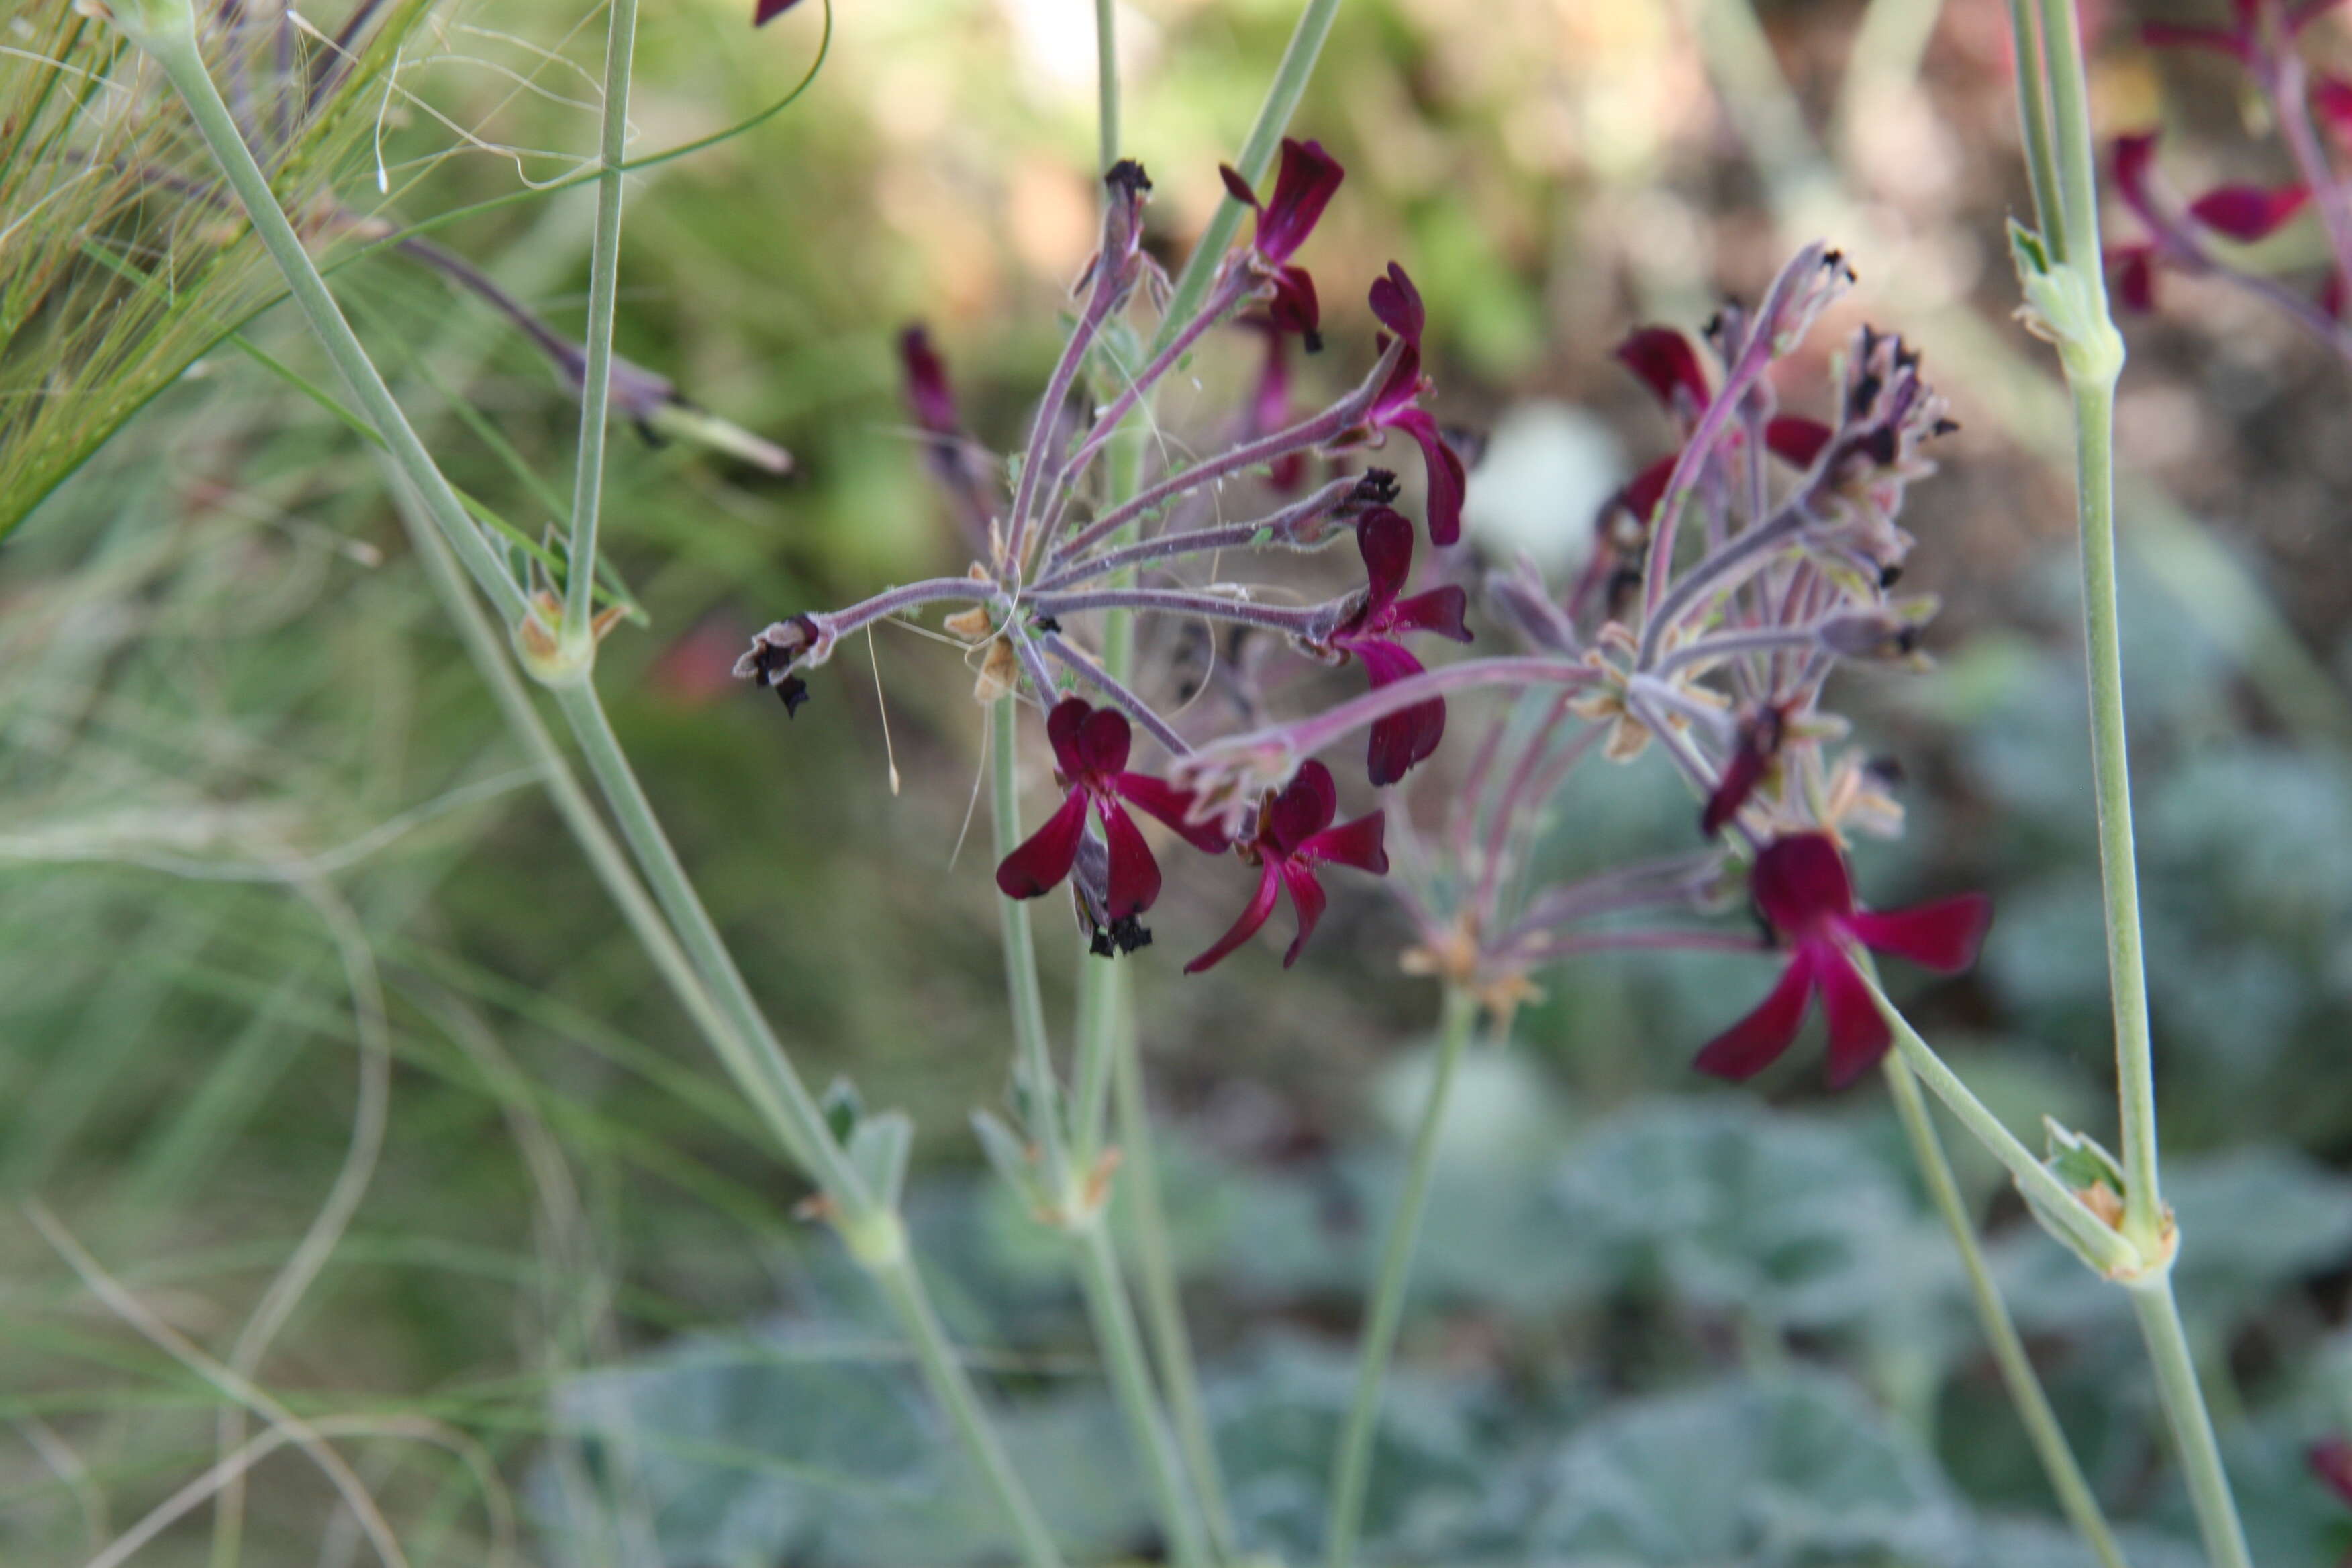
[[561, 0, 640, 648], [1065, 1, 1351, 1545], [991, 695, 1071, 1194], [138, 23, 1065, 1565], [1881, 1056, 2128, 1568], [2008, 5, 2251, 1559], [1324, 985, 1477, 1568], [1077, 1225, 1214, 1568]]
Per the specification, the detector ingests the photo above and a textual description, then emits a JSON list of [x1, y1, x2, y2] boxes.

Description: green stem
[[990, 697, 1071, 1193], [1856, 966, 2138, 1278], [1150, 0, 1347, 355], [562, 0, 640, 648], [2034, 0, 2106, 291], [1093, 0, 1120, 173], [1882, 1056, 2130, 1568], [2128, 1281, 2254, 1568], [1112, 1023, 1236, 1559], [1076, 1225, 1214, 1568], [2063, 375, 2163, 1253], [140, 20, 530, 630], [143, 27, 1065, 1564], [2005, 0, 2063, 250], [1324, 985, 1476, 1568]]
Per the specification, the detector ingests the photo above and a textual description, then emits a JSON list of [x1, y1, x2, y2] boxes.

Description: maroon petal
[[2309, 1438, 2352, 1505], [1751, 833, 1857, 936], [1114, 771, 1232, 854], [754, 0, 804, 23], [1355, 507, 1414, 611], [1614, 326, 1711, 415], [1390, 409, 1465, 548], [1765, 415, 1834, 469], [1073, 703, 1133, 779], [2316, 75, 2352, 140], [1622, 454, 1677, 527], [2112, 246, 2159, 313], [1353, 638, 1444, 787], [1255, 138, 1345, 264], [1097, 800, 1163, 919], [1368, 263, 1426, 346], [2112, 133, 2161, 224], [1844, 893, 1992, 974], [1184, 863, 1283, 973], [1302, 809, 1388, 875], [1218, 163, 1263, 211], [1265, 758, 1340, 854], [1816, 946, 1893, 1089], [1279, 861, 1330, 967], [1702, 744, 1768, 839], [2188, 182, 2311, 242], [1268, 266, 1323, 344], [995, 789, 1089, 899], [1045, 697, 1091, 778], [899, 326, 959, 435], [1391, 585, 1473, 642], [1692, 948, 1818, 1081]]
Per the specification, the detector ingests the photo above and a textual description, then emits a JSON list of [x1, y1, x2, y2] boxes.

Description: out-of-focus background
[[6, 0, 2352, 1562]]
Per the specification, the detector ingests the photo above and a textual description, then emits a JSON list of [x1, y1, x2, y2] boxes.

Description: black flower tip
[[775, 674, 811, 716], [1106, 159, 1153, 198]]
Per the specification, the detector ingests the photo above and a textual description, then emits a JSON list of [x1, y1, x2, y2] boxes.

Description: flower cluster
[[736, 144, 1473, 971], [2106, 0, 2352, 359], [1176, 242, 1990, 1086]]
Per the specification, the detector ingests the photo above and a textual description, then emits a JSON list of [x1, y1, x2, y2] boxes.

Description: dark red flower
[[1245, 320, 1307, 490], [1702, 703, 1790, 838], [899, 325, 959, 436], [1185, 760, 1387, 971], [2312, 1436, 2352, 1504], [1615, 326, 1712, 420], [1619, 453, 1677, 526], [1330, 507, 1473, 786], [995, 699, 1229, 919], [1694, 833, 1992, 1089], [1220, 138, 1344, 266], [1765, 415, 1834, 469], [1366, 264, 1468, 548], [2187, 181, 2311, 240], [2318, 75, 2352, 140], [2110, 244, 2160, 312], [1222, 138, 1343, 346], [2112, 131, 2163, 224], [754, 0, 803, 23]]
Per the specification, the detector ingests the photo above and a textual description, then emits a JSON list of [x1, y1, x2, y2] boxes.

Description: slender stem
[[1041, 632, 1191, 758], [1036, 476, 1358, 591], [2126, 1281, 2255, 1568], [1856, 966, 2139, 1277], [1093, 0, 1120, 173], [2006, 0, 2062, 248], [562, 0, 640, 648], [1324, 985, 1477, 1568], [1882, 1056, 2130, 1568], [1109, 1025, 1236, 1560], [867, 1253, 1073, 1568], [1028, 586, 1335, 637], [990, 697, 1072, 1193], [2065, 377, 2163, 1250], [153, 23, 1066, 1565], [2265, 48, 2352, 358], [144, 24, 532, 628], [1150, 0, 1349, 355], [2035, 0, 2105, 293], [1075, 1226, 1214, 1568]]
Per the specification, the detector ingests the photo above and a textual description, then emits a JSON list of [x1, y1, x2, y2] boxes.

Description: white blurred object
[[1461, 399, 1623, 578]]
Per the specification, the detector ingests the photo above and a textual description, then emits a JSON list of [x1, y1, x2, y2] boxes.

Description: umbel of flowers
[[1175, 241, 1992, 1085], [734, 142, 1473, 971]]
